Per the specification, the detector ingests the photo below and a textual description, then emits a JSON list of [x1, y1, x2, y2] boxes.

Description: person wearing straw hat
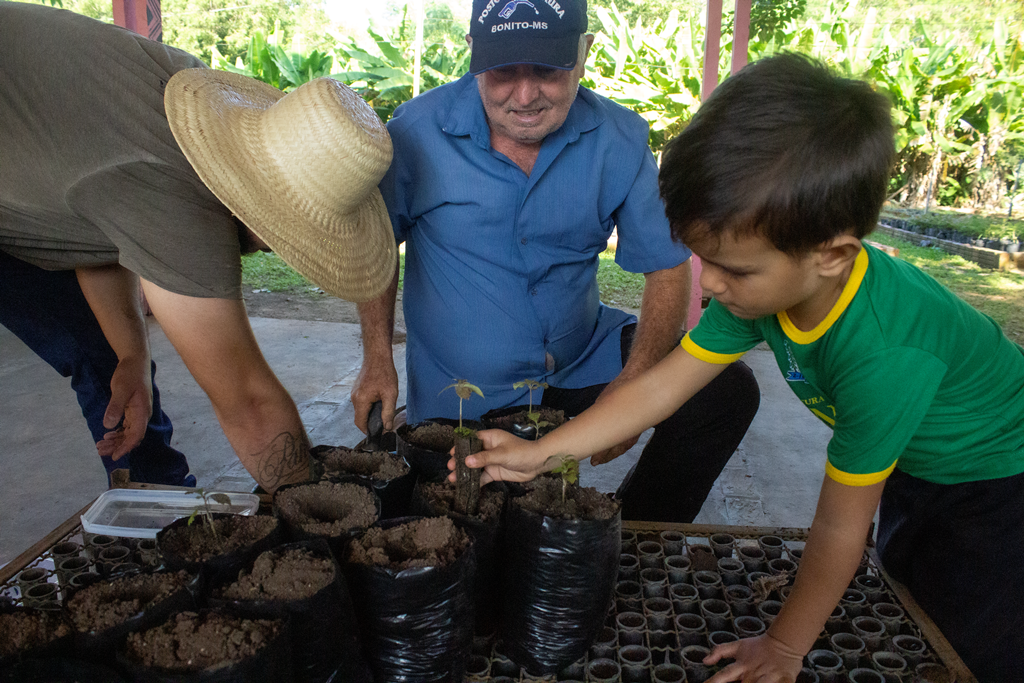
[[0, 4, 396, 493], [350, 0, 760, 522]]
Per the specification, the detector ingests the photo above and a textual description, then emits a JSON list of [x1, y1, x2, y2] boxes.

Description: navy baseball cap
[[469, 0, 588, 74]]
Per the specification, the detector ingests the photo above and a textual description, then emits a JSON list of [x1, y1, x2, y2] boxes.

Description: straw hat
[[164, 69, 397, 302]]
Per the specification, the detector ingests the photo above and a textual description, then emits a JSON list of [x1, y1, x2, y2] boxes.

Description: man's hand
[[703, 633, 805, 683], [351, 355, 399, 434], [96, 354, 152, 460], [353, 261, 400, 432], [448, 428, 550, 485]]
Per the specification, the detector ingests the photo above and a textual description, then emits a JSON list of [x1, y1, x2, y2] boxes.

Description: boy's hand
[[703, 633, 804, 683], [447, 428, 548, 485]]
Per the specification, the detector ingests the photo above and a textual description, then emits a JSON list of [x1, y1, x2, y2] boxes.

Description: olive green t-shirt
[[0, 3, 242, 298], [684, 243, 1024, 485]]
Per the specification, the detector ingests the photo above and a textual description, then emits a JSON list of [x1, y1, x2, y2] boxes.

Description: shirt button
[[521, 237, 528, 245], [531, 288, 538, 296]]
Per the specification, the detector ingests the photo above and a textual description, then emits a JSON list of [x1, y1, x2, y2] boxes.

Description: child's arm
[[464, 345, 729, 483], [704, 476, 886, 683]]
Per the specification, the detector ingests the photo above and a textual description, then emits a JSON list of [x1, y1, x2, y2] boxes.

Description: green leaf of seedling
[[187, 509, 199, 527]]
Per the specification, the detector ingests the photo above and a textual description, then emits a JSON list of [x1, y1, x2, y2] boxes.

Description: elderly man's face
[[477, 64, 580, 145], [475, 35, 592, 147]]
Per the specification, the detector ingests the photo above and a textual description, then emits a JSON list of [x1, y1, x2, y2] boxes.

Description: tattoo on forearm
[[254, 431, 312, 491]]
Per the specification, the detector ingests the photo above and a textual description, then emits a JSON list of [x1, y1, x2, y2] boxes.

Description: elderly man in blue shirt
[[352, 0, 760, 522]]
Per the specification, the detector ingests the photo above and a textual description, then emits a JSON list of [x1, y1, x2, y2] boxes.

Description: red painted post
[[701, 0, 723, 102], [112, 0, 162, 42], [732, 0, 751, 74]]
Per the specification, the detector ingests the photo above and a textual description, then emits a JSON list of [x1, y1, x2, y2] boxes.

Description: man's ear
[[817, 234, 862, 277]]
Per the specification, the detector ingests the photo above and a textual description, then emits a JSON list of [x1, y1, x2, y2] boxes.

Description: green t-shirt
[[684, 244, 1024, 485], [0, 3, 242, 298]]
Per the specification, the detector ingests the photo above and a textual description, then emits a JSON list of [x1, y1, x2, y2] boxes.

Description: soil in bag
[[396, 419, 485, 484], [210, 539, 371, 683], [345, 516, 475, 682], [499, 477, 621, 675], [157, 513, 284, 585], [312, 446, 414, 519], [273, 480, 379, 561], [116, 608, 292, 683], [0, 604, 73, 668], [65, 569, 199, 665]]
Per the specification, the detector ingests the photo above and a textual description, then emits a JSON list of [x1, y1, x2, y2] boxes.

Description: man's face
[[690, 230, 823, 321], [474, 36, 592, 147], [477, 64, 579, 145]]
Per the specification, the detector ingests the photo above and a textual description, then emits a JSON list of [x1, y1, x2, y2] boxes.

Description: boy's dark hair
[[659, 53, 895, 254]]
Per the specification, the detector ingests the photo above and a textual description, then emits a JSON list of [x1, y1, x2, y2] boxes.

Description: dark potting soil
[[217, 548, 335, 601], [0, 611, 70, 658], [65, 570, 193, 633], [418, 481, 505, 522], [486, 406, 565, 432], [275, 481, 378, 536], [123, 611, 280, 670], [404, 423, 455, 453], [513, 477, 619, 521], [159, 514, 279, 562], [348, 517, 469, 570], [315, 447, 409, 481]]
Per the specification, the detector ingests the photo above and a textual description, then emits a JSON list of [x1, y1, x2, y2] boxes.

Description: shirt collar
[[442, 74, 603, 150]]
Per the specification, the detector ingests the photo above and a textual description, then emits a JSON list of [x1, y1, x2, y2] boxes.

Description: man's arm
[[351, 260, 401, 432], [590, 258, 692, 464], [705, 476, 886, 683], [75, 265, 152, 460], [140, 280, 310, 493]]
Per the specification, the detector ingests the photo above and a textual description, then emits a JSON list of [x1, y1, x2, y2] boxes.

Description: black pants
[[541, 323, 760, 523], [877, 468, 1024, 682]]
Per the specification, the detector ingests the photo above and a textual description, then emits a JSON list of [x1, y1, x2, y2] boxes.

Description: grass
[[242, 238, 1024, 345], [869, 232, 1024, 345]]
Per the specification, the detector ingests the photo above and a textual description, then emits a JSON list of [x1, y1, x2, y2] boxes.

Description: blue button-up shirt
[[381, 74, 691, 422]]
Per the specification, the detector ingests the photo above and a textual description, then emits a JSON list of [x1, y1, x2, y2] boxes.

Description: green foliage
[[186, 489, 232, 546], [440, 379, 484, 432], [550, 455, 580, 503], [512, 378, 551, 439]]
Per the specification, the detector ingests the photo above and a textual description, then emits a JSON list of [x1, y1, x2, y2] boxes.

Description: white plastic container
[[80, 489, 260, 538]]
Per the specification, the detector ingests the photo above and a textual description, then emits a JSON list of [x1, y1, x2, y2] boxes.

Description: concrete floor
[[0, 317, 832, 568]]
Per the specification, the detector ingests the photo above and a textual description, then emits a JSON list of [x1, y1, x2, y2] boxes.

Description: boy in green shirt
[[462, 53, 1024, 682]]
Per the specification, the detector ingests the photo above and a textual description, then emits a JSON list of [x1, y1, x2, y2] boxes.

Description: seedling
[[512, 378, 552, 440], [440, 379, 484, 437], [186, 489, 232, 546], [440, 379, 485, 515], [549, 454, 579, 504]]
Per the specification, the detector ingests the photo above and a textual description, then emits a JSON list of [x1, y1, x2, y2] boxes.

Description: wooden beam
[[112, 0, 162, 42], [731, 0, 751, 74], [701, 0, 723, 102]]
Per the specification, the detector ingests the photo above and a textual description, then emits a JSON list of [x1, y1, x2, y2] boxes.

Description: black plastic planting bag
[[499, 500, 621, 674], [396, 418, 485, 483], [157, 513, 285, 585], [0, 603, 74, 669], [345, 517, 476, 682], [273, 480, 381, 563], [0, 658, 126, 683], [70, 570, 201, 665], [408, 480, 507, 636], [115, 609, 293, 683], [330, 470, 414, 521], [208, 540, 370, 683]]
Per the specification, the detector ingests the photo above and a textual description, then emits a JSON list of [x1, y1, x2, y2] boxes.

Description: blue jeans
[[0, 250, 194, 487]]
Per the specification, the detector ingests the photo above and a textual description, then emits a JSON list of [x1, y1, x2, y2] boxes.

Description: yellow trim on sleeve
[[825, 459, 897, 486], [680, 334, 746, 364], [778, 247, 869, 345]]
